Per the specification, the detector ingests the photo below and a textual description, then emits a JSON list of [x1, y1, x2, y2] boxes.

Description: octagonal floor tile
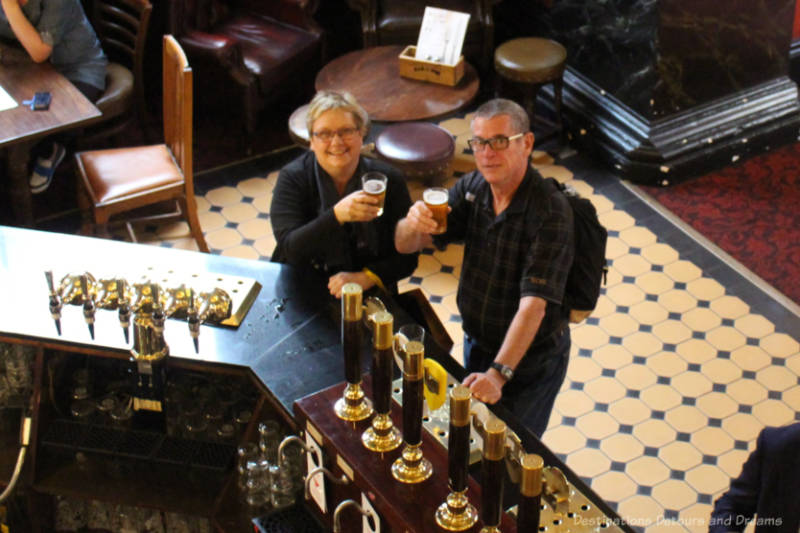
[[626, 456, 671, 487], [691, 426, 734, 456], [759, 332, 800, 358], [651, 479, 698, 510], [575, 411, 619, 440], [600, 433, 645, 462], [664, 405, 709, 434], [633, 419, 677, 447], [567, 447, 612, 478], [659, 441, 702, 471]]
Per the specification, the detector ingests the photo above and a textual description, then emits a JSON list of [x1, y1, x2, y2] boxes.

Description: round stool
[[375, 123, 455, 184], [288, 103, 311, 147], [494, 37, 567, 142]]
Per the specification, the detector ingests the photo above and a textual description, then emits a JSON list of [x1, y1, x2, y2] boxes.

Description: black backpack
[[545, 178, 608, 323]]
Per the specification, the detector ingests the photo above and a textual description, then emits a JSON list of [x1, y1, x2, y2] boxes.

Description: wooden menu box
[[398, 45, 465, 86], [294, 381, 517, 533]]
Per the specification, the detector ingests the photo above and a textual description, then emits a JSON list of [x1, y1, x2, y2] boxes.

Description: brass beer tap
[[44, 270, 62, 335], [117, 278, 131, 343], [186, 287, 200, 353], [80, 274, 96, 339]]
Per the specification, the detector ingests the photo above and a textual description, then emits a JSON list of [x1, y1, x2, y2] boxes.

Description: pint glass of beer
[[423, 187, 448, 235], [361, 172, 388, 216]]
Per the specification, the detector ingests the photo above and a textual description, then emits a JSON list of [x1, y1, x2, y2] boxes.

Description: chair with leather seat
[[80, 0, 152, 147], [168, 0, 324, 137], [346, 0, 500, 73], [75, 35, 209, 253]]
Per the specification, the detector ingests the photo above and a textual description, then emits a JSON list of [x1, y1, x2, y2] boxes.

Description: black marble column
[[498, 0, 800, 184]]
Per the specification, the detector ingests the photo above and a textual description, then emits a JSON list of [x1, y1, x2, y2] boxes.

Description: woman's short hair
[[306, 91, 370, 136], [471, 98, 530, 134]]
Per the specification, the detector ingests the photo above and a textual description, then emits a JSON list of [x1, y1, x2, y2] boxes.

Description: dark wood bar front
[[0, 225, 631, 532]]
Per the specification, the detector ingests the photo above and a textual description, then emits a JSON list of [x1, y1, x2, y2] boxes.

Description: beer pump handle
[[447, 385, 471, 493], [517, 454, 544, 532], [480, 418, 506, 529]]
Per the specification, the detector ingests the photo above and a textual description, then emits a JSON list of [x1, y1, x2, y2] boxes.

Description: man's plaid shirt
[[434, 167, 574, 352]]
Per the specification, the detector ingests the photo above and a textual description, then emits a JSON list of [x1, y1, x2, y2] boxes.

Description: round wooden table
[[315, 45, 480, 122]]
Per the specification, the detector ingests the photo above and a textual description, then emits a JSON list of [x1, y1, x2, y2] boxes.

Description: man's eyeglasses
[[311, 127, 360, 142], [467, 133, 524, 152]]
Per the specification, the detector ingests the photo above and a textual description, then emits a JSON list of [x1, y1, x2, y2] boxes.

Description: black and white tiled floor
[[127, 116, 800, 533]]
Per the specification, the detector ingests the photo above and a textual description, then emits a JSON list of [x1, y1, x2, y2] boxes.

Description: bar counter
[[0, 225, 630, 531]]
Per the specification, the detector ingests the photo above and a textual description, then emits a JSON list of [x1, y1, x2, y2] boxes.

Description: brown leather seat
[[347, 0, 500, 73], [494, 37, 567, 142], [75, 36, 209, 253], [168, 0, 323, 137], [375, 123, 455, 183]]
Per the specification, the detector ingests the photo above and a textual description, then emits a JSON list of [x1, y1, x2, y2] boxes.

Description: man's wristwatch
[[490, 362, 514, 381]]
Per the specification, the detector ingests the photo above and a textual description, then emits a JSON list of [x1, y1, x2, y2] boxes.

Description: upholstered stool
[[375, 123, 455, 184], [288, 103, 310, 147], [494, 37, 567, 142]]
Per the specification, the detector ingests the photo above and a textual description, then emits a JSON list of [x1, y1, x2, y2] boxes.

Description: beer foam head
[[364, 179, 386, 194], [423, 189, 448, 205]]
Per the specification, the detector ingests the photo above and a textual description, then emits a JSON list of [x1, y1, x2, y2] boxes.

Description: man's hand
[[403, 200, 445, 235], [333, 190, 380, 224], [328, 271, 374, 298], [463, 370, 505, 404]]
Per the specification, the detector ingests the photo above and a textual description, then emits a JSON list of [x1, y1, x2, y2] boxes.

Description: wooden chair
[[75, 35, 209, 253], [80, 0, 152, 146]]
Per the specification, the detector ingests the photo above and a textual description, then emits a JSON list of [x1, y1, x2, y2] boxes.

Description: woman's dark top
[[270, 152, 418, 293]]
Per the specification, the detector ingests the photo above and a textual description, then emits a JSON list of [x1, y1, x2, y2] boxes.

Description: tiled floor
[[125, 116, 800, 533]]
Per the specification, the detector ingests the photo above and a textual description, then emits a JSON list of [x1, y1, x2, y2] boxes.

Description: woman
[[1, 0, 107, 193], [271, 91, 418, 297]]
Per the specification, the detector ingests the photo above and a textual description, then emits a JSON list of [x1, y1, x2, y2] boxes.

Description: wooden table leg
[[6, 141, 36, 227]]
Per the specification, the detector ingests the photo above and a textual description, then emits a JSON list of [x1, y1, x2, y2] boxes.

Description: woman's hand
[[333, 190, 380, 224], [328, 271, 375, 298]]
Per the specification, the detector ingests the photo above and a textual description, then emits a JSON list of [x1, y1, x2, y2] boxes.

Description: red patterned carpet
[[641, 142, 800, 306]]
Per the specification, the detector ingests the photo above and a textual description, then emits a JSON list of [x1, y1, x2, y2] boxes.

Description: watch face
[[501, 367, 513, 380]]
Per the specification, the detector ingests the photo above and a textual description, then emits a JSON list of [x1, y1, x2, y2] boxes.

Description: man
[[709, 423, 800, 533], [395, 98, 574, 437]]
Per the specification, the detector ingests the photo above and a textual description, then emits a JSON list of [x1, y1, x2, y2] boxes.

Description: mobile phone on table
[[32, 91, 51, 111]]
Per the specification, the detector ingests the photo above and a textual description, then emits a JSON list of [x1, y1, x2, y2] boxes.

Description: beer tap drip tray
[[57, 267, 261, 328], [128, 266, 261, 327]]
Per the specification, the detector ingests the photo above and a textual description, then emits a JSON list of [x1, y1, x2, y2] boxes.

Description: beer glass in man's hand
[[361, 172, 388, 217], [423, 187, 448, 234]]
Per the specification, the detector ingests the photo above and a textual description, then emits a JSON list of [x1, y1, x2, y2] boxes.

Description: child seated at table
[[1, 0, 106, 193]]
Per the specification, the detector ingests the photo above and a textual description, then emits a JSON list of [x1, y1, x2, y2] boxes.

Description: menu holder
[[398, 45, 465, 87]]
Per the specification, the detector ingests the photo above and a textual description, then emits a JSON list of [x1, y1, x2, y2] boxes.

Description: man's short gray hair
[[306, 90, 370, 136], [471, 98, 530, 134]]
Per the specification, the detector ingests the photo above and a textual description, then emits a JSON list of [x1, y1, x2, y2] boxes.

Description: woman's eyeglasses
[[311, 127, 360, 142], [467, 133, 524, 152]]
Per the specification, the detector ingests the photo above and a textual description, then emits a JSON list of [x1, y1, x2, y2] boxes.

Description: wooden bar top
[[0, 225, 630, 529]]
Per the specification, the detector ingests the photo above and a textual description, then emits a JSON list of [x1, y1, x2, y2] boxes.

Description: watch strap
[[490, 362, 514, 381]]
